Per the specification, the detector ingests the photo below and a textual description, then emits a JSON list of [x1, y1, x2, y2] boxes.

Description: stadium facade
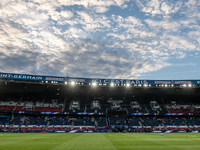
[[0, 72, 200, 133]]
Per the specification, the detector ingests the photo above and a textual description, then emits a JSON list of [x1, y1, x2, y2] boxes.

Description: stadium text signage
[[0, 73, 64, 81], [0, 73, 43, 80], [1, 72, 200, 85], [91, 79, 148, 84]]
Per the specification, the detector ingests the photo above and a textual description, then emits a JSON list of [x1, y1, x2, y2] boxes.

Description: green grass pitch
[[0, 133, 200, 150]]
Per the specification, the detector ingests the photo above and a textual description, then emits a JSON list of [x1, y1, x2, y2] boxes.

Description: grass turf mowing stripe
[[51, 133, 116, 150], [0, 133, 82, 150], [0, 133, 200, 150], [103, 133, 200, 150]]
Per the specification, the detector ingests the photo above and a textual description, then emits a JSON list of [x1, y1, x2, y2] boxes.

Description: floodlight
[[171, 84, 174, 87], [165, 84, 167, 87], [127, 83, 130, 87], [144, 84, 148, 87], [64, 82, 67, 84], [92, 82, 97, 86], [71, 81, 75, 85], [111, 83, 114, 86], [183, 84, 186, 87], [188, 84, 192, 87]]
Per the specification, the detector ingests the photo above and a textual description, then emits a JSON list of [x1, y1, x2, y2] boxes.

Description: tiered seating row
[[0, 105, 15, 111], [169, 108, 200, 113], [0, 105, 62, 112]]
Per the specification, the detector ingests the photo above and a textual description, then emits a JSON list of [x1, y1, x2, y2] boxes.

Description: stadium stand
[[1, 73, 200, 133]]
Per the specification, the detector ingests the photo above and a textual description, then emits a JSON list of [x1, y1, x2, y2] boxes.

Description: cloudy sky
[[0, 0, 200, 80]]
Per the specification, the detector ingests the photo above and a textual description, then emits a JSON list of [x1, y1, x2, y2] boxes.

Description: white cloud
[[77, 11, 93, 23], [135, 0, 162, 16], [145, 19, 181, 31], [56, 0, 129, 8], [63, 27, 86, 39], [136, 0, 182, 16], [182, 0, 200, 18], [60, 10, 73, 19], [160, 35, 196, 51], [0, 0, 200, 79], [75, 11, 111, 31], [128, 60, 171, 78], [112, 15, 144, 29], [94, 6, 109, 13], [161, 2, 172, 15], [107, 33, 127, 40]]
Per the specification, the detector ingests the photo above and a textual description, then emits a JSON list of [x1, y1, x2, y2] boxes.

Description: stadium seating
[[0, 101, 63, 112]]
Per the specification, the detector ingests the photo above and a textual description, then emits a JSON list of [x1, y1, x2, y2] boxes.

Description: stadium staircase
[[161, 122, 168, 130], [13, 98, 22, 111], [145, 107, 149, 113], [139, 118, 143, 130], [62, 97, 66, 112], [149, 102, 154, 112], [71, 121, 74, 130], [124, 109, 130, 126], [106, 110, 110, 125], [184, 121, 191, 131], [11, 112, 14, 121], [106, 115, 110, 126], [17, 119, 24, 131], [45, 121, 50, 130]]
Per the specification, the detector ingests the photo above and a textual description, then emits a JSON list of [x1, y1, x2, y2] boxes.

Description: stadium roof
[[0, 72, 200, 86]]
